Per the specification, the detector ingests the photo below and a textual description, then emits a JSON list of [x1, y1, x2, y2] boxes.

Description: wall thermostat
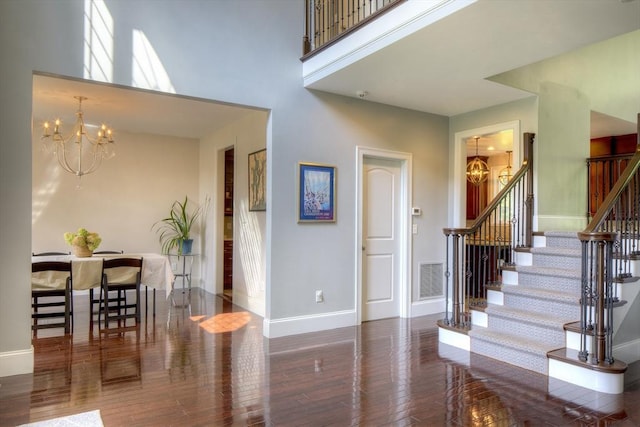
[[412, 207, 421, 216]]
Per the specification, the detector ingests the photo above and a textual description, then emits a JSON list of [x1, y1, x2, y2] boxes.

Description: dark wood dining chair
[[90, 251, 124, 324], [31, 261, 73, 335], [101, 257, 143, 330]]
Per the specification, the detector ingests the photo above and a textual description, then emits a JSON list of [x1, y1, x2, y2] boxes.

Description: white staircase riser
[[514, 251, 532, 266], [566, 330, 592, 351], [533, 235, 546, 248], [486, 289, 503, 305], [471, 309, 488, 327]]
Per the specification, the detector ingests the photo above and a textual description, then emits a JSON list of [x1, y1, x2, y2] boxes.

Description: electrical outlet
[[315, 290, 323, 303]]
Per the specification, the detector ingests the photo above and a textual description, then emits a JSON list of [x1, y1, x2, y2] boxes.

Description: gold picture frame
[[248, 149, 266, 211]]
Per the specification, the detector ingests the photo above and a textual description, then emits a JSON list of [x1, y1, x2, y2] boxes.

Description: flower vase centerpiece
[[64, 228, 102, 257]]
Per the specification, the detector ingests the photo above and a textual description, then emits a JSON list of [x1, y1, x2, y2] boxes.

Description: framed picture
[[248, 149, 266, 211], [298, 162, 336, 222]]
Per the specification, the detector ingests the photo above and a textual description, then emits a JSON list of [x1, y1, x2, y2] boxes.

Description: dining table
[[31, 253, 175, 298]]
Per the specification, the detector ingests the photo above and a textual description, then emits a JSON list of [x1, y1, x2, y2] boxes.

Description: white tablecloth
[[31, 253, 175, 297]]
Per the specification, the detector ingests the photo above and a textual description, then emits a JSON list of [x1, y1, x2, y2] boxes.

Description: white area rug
[[18, 410, 104, 427]]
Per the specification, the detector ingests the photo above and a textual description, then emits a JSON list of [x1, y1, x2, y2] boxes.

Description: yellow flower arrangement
[[64, 228, 102, 251]]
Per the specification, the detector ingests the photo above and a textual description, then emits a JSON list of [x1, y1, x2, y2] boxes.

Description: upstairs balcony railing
[[442, 133, 535, 328], [587, 153, 634, 219], [303, 0, 405, 56]]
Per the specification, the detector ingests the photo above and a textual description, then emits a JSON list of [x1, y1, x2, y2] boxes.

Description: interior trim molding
[[263, 309, 356, 338], [0, 346, 34, 377]]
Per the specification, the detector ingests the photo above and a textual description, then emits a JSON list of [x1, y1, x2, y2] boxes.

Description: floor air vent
[[419, 263, 443, 299]]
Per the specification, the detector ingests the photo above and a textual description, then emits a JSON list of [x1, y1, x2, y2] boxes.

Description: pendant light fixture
[[498, 150, 513, 185], [466, 137, 489, 186]]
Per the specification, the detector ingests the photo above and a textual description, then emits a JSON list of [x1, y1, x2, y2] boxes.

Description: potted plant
[[153, 196, 208, 255]]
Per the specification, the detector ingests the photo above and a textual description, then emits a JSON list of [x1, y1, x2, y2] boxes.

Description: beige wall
[[32, 130, 201, 256]]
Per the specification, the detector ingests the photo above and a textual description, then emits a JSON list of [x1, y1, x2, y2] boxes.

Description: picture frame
[[248, 149, 266, 211], [298, 162, 336, 222]]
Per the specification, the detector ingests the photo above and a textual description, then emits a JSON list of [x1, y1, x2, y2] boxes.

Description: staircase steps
[[469, 231, 581, 375]]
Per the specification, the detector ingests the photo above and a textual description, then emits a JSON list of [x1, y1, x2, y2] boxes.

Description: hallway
[[1, 290, 639, 426]]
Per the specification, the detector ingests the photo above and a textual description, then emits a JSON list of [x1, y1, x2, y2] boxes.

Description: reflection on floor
[[1, 288, 639, 426]]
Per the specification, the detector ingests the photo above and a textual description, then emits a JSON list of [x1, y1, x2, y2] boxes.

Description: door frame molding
[[452, 120, 520, 227], [355, 146, 412, 324]]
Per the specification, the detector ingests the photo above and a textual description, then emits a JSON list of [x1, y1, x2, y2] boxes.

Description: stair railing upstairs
[[442, 133, 535, 328], [578, 114, 640, 367]]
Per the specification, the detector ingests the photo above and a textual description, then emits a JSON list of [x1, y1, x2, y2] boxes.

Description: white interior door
[[362, 157, 401, 321]]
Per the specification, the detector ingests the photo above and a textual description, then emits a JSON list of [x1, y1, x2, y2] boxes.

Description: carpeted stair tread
[[469, 327, 556, 356], [484, 304, 574, 328], [544, 231, 579, 238], [516, 265, 580, 278], [530, 246, 581, 257], [501, 285, 578, 305]]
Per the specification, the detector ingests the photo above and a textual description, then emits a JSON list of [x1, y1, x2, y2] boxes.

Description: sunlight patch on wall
[[32, 159, 62, 226], [83, 0, 114, 82], [238, 201, 265, 297], [132, 29, 176, 93]]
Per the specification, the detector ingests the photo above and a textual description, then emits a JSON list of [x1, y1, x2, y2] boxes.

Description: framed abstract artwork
[[248, 149, 266, 211], [298, 162, 336, 222]]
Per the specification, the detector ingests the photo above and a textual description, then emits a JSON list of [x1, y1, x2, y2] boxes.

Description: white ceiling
[[32, 0, 639, 142], [305, 0, 640, 139], [32, 74, 259, 140]]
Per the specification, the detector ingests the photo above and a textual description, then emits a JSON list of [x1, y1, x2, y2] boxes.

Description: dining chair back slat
[[101, 257, 143, 330], [31, 261, 73, 335]]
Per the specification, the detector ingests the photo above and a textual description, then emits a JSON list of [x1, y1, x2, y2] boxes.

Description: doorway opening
[[453, 121, 520, 227], [223, 148, 234, 302]]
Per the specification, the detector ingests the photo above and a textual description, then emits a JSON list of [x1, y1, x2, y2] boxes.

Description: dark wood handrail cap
[[577, 231, 618, 242], [443, 227, 472, 235]]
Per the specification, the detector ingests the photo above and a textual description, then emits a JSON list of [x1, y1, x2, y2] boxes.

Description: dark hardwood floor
[[1, 289, 640, 426]]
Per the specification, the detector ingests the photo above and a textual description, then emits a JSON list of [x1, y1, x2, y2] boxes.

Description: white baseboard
[[0, 346, 34, 377], [263, 310, 356, 338], [410, 298, 444, 317], [614, 338, 640, 364]]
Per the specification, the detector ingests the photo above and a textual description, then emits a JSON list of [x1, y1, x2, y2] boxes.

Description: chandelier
[[466, 137, 489, 186], [42, 96, 115, 178], [498, 150, 513, 185]]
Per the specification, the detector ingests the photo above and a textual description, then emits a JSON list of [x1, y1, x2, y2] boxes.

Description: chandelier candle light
[[42, 96, 115, 181]]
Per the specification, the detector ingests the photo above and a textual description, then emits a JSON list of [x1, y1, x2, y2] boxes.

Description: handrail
[[442, 133, 535, 327], [578, 113, 639, 369]]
